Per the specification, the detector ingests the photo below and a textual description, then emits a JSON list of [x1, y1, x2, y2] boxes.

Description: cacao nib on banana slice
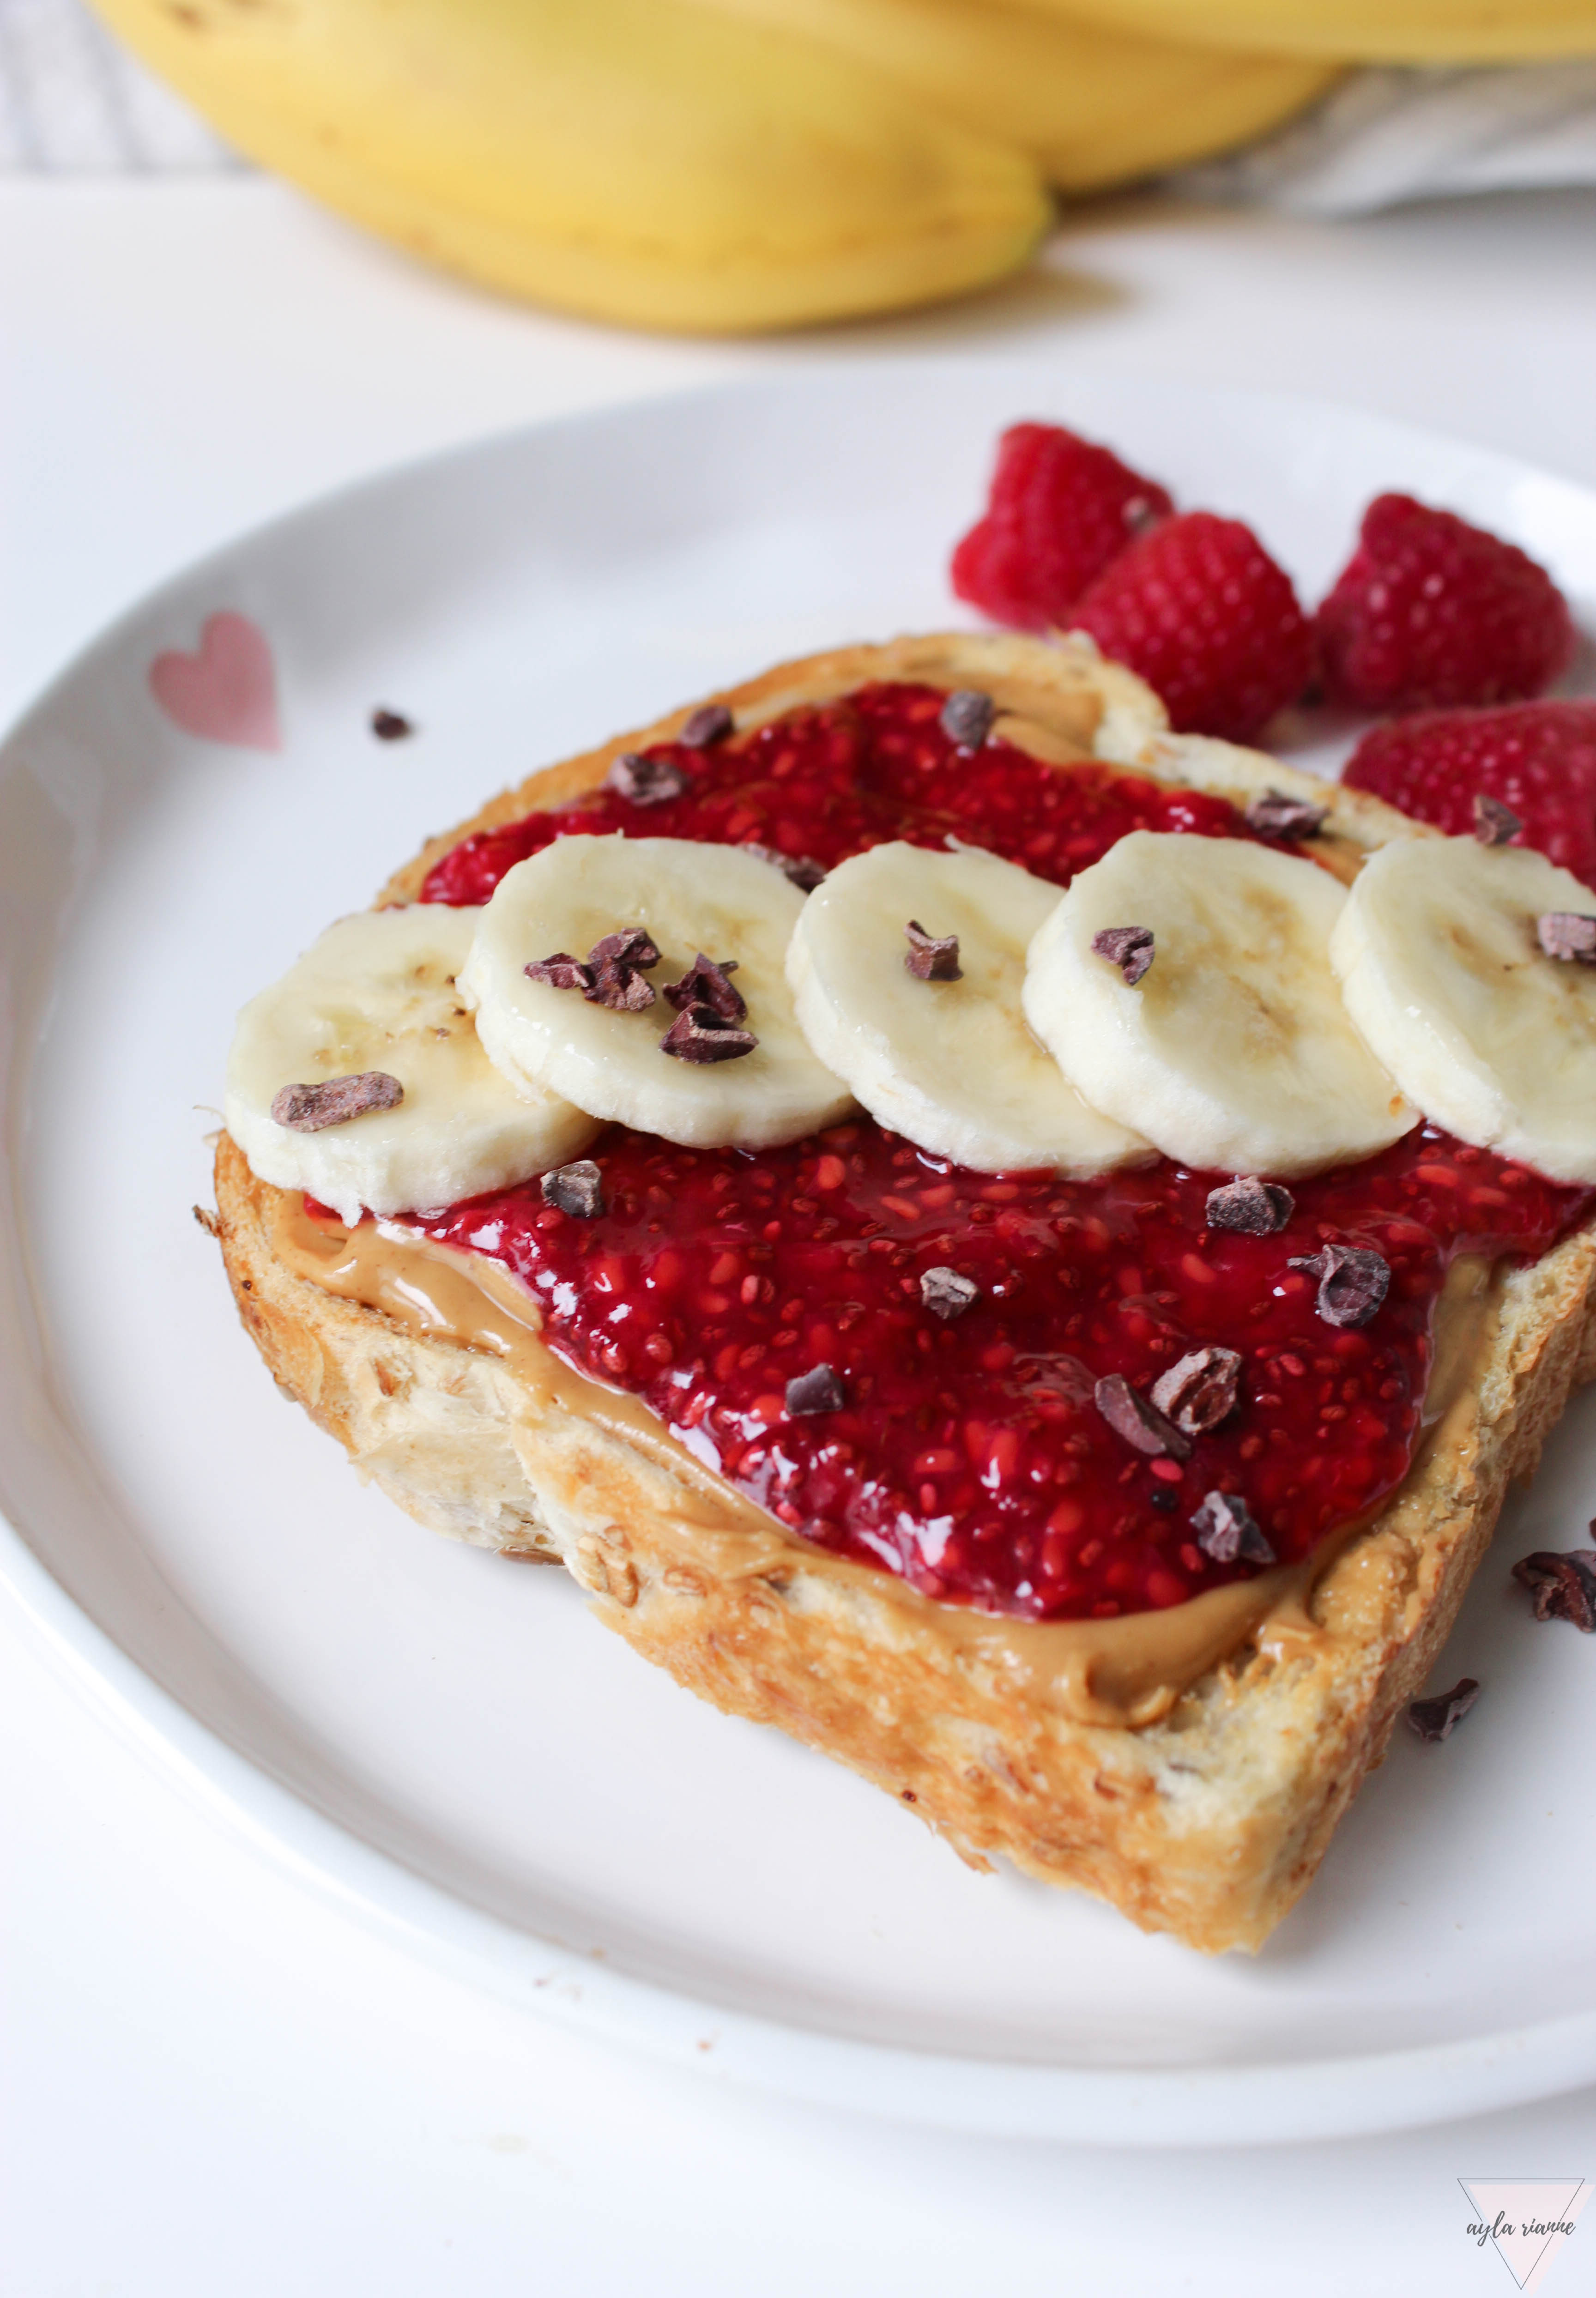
[[1472, 792, 1522, 846], [919, 1265, 979, 1320], [525, 952, 596, 992], [1407, 1677, 1480, 1741], [663, 952, 745, 1021], [1538, 911, 1596, 964], [604, 751, 690, 806], [660, 1003, 758, 1063], [1093, 1373, 1191, 1461], [271, 1071, 403, 1132], [1206, 1175, 1294, 1235], [678, 702, 733, 749], [1150, 1346, 1242, 1436], [786, 1363, 845, 1415], [1191, 1489, 1275, 1566], [1512, 1548, 1596, 1631], [1091, 925, 1154, 986], [1288, 1241, 1390, 1328], [742, 844, 826, 892], [585, 925, 662, 1012], [1245, 789, 1326, 840], [904, 919, 962, 981], [939, 687, 996, 750], [541, 1159, 605, 1218]]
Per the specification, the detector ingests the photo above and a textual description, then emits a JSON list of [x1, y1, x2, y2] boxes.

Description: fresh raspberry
[[1317, 493, 1574, 713], [1342, 700, 1596, 889], [950, 422, 1173, 632], [1070, 511, 1314, 744]]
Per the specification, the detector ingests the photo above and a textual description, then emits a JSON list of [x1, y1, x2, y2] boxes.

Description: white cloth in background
[[3, 0, 1596, 214]]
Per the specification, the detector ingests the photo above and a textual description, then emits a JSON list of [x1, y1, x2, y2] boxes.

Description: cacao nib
[[919, 1265, 979, 1320], [1207, 1175, 1294, 1235], [1288, 1241, 1390, 1328], [904, 919, 962, 982], [742, 844, 827, 892], [1091, 925, 1154, 986], [370, 708, 414, 741], [1150, 1346, 1242, 1435], [525, 952, 596, 992], [1191, 1489, 1275, 1566], [679, 703, 734, 749], [939, 688, 996, 750], [1538, 912, 1596, 964], [660, 1004, 759, 1063], [1512, 1548, 1596, 1632], [663, 952, 746, 1021], [585, 925, 662, 1012], [605, 751, 690, 806], [1093, 1373, 1192, 1461], [1245, 789, 1326, 840], [541, 1159, 605, 1218], [1407, 1677, 1480, 1741], [270, 1071, 403, 1132], [786, 1363, 845, 1415], [1473, 792, 1522, 846]]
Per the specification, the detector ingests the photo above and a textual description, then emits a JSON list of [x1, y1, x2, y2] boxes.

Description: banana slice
[[1330, 837, 1596, 1185], [462, 835, 854, 1149], [786, 841, 1150, 1174], [1023, 830, 1415, 1177], [225, 906, 596, 1225]]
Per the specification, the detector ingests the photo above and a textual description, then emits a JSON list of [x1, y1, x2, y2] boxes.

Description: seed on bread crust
[[1206, 1176, 1294, 1235], [1150, 1347, 1242, 1435], [678, 702, 734, 749], [1407, 1677, 1480, 1740], [1191, 1489, 1275, 1565], [605, 751, 690, 805], [541, 1159, 605, 1218], [939, 687, 996, 749], [786, 1363, 845, 1415], [904, 920, 962, 981], [1093, 1373, 1191, 1461], [920, 1265, 979, 1320], [1288, 1242, 1390, 1328], [1091, 925, 1154, 986], [271, 1071, 403, 1132]]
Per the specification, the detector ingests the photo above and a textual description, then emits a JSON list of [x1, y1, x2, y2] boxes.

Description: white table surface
[[6, 175, 1596, 2297]]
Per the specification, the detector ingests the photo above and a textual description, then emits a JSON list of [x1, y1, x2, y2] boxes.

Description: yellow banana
[[86, 0, 1050, 334], [692, 0, 1338, 189], [995, 0, 1596, 63]]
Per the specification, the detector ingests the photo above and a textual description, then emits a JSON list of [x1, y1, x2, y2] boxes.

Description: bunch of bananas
[[90, 0, 1596, 334]]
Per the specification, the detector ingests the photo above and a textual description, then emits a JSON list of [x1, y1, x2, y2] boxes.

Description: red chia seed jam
[[372, 678, 1595, 1624]]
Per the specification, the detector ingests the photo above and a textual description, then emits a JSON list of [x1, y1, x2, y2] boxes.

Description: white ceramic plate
[[6, 364, 1596, 2148]]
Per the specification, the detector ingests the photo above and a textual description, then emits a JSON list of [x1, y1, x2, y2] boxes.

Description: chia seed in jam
[[384, 681, 1591, 1624]]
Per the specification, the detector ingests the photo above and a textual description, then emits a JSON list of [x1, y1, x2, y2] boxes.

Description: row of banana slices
[[225, 825, 1596, 1226]]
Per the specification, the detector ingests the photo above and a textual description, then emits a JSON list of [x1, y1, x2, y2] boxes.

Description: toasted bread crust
[[213, 631, 1593, 1951]]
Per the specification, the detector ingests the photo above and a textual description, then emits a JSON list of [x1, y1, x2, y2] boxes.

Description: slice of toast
[[208, 633, 1596, 1952]]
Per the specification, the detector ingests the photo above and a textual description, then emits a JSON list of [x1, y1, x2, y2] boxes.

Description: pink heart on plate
[[149, 612, 282, 752]]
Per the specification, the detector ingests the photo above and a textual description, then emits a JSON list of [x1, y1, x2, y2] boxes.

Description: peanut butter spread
[[273, 1189, 1499, 1730]]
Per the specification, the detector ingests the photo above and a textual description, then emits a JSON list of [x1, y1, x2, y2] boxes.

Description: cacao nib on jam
[[1538, 911, 1596, 964], [1092, 925, 1155, 986], [920, 1264, 979, 1320], [742, 844, 827, 893], [1407, 1677, 1480, 1741], [939, 687, 997, 750], [1150, 1346, 1242, 1436], [1191, 1490, 1275, 1566], [605, 751, 691, 806], [1473, 792, 1522, 846], [1512, 1548, 1596, 1631], [1206, 1175, 1294, 1235], [904, 919, 962, 982], [678, 702, 734, 749], [786, 1363, 846, 1415], [370, 707, 414, 741], [1245, 789, 1326, 840], [271, 1071, 403, 1131], [663, 952, 745, 1021], [525, 951, 596, 992], [1093, 1373, 1192, 1461], [414, 1120, 1590, 1625], [660, 1004, 758, 1063], [541, 1159, 605, 1218], [1288, 1241, 1390, 1328], [585, 925, 662, 1012]]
